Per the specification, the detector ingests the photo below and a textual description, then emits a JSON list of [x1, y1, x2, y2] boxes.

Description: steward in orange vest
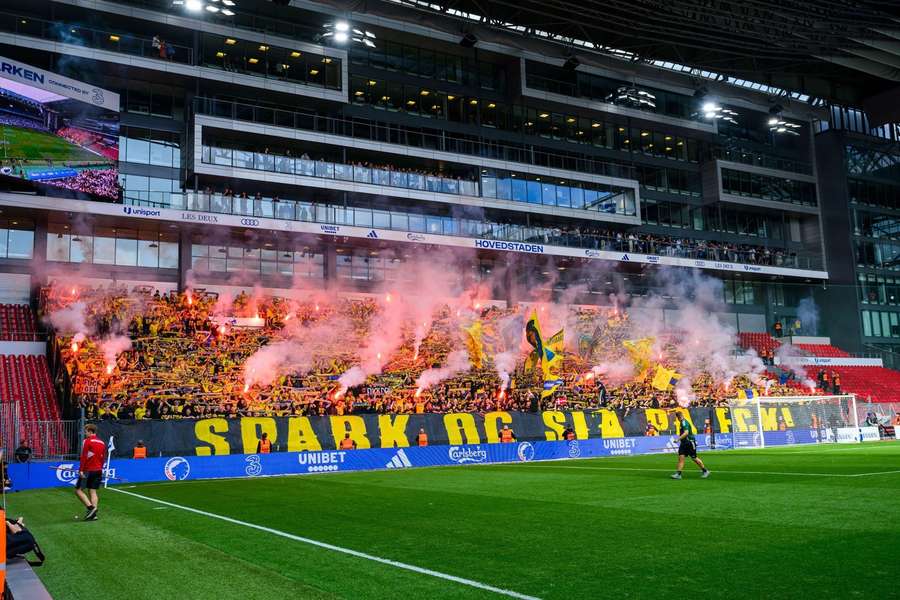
[[133, 441, 147, 459], [339, 434, 357, 450], [500, 425, 516, 443], [256, 433, 272, 454], [563, 427, 576, 441], [416, 429, 428, 447]]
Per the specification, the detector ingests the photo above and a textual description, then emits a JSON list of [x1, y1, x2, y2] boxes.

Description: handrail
[[123, 192, 822, 270], [0, 11, 194, 64], [194, 97, 639, 181]]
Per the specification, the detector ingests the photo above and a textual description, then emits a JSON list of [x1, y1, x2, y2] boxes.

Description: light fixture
[[222, 0, 234, 5], [109, 34, 120, 42], [566, 117, 575, 123], [591, 122, 601, 128], [322, 57, 333, 64], [248, 57, 259, 64], [205, 4, 218, 11], [216, 51, 226, 58], [420, 89, 430, 96], [767, 105, 801, 135], [225, 38, 236, 45], [607, 86, 656, 110], [185, 0, 203, 11], [469, 99, 478, 105], [258, 45, 269, 51], [309, 68, 319, 75], [354, 90, 364, 96], [221, 9, 234, 15], [539, 112, 549, 118], [487, 102, 496, 108], [447, 95, 455, 101], [406, 100, 416, 105], [290, 51, 302, 58], [320, 21, 376, 47]]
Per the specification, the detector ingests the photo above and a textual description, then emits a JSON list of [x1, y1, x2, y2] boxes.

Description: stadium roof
[[0, 77, 66, 104], [374, 0, 900, 110]]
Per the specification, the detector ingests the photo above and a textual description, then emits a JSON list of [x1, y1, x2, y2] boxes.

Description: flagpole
[[102, 435, 115, 488]]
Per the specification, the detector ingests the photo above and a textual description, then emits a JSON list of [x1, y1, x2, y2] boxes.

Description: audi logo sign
[[240, 218, 260, 227]]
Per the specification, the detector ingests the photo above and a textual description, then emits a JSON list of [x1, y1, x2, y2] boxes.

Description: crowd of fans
[[44, 283, 814, 422], [44, 168, 119, 199]]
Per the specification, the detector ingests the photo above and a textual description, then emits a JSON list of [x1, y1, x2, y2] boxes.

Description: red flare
[[385, 293, 392, 303], [584, 372, 595, 381], [415, 388, 423, 398], [333, 389, 345, 400], [218, 325, 227, 336], [70, 287, 77, 296], [243, 383, 250, 393], [284, 314, 292, 321], [376, 352, 382, 361], [474, 302, 481, 310], [106, 364, 113, 375], [71, 341, 79, 353], [315, 304, 320, 312]]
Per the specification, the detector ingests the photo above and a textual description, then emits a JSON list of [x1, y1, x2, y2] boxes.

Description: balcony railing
[[712, 146, 813, 176], [194, 98, 638, 182], [122, 191, 822, 270], [0, 12, 194, 64], [201, 146, 479, 197], [0, 12, 340, 90]]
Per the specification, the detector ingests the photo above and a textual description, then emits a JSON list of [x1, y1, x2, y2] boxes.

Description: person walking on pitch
[[671, 411, 709, 479], [75, 424, 107, 520]]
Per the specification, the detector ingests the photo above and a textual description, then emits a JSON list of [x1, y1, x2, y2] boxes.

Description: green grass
[[9, 443, 900, 599], [0, 124, 99, 163]]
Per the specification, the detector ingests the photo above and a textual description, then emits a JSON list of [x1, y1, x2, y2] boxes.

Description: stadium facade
[[0, 0, 896, 350]]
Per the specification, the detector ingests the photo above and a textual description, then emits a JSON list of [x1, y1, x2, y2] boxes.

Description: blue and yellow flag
[[651, 364, 682, 391], [737, 388, 757, 400], [541, 329, 565, 399], [524, 310, 544, 374]]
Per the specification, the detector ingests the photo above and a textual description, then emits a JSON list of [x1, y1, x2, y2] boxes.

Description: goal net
[[727, 395, 858, 449]]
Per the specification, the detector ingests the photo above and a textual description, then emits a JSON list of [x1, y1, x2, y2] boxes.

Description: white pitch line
[[110, 488, 541, 600], [528, 465, 900, 478]]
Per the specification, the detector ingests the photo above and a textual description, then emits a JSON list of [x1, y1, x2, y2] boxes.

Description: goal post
[[727, 394, 858, 448]]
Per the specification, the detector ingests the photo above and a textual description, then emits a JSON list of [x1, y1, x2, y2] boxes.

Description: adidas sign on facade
[[385, 449, 412, 469]]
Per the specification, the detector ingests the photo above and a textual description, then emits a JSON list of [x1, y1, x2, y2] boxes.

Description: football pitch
[[9, 442, 900, 599], [0, 125, 99, 163]]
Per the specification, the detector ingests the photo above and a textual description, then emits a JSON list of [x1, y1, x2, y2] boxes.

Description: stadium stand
[[0, 354, 65, 456], [809, 365, 900, 403], [737, 332, 781, 355], [0, 304, 39, 341], [795, 343, 851, 357]]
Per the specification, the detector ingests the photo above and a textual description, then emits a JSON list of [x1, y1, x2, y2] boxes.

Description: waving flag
[[524, 310, 544, 374], [651, 365, 682, 391], [541, 329, 565, 399]]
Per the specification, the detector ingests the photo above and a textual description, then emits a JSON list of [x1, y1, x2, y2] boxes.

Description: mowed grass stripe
[[9, 443, 900, 599]]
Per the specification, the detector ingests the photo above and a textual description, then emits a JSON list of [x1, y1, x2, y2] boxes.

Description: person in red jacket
[[75, 424, 106, 521]]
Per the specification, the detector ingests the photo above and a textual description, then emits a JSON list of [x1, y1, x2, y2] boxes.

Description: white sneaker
[[670, 473, 682, 480], [701, 470, 710, 479]]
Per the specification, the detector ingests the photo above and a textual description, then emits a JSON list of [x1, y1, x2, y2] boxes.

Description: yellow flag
[[541, 329, 565, 399], [651, 364, 682, 391], [622, 337, 655, 378], [463, 321, 485, 369], [524, 309, 543, 374]]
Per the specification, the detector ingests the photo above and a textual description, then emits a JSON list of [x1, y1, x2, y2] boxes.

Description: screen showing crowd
[[0, 73, 119, 200]]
